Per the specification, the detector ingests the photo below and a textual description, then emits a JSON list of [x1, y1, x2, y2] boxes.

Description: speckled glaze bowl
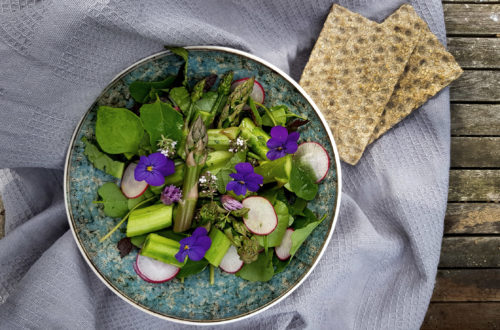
[[64, 46, 341, 325]]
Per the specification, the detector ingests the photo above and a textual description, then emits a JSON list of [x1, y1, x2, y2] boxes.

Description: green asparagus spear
[[207, 127, 240, 150], [204, 71, 233, 126], [239, 117, 270, 159], [173, 117, 208, 232], [217, 77, 255, 128], [178, 79, 206, 159]]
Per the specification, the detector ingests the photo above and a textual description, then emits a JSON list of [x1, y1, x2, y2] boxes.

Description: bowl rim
[[63, 45, 342, 325]]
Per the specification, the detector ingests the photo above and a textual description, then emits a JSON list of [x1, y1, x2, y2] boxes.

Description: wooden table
[[421, 1, 500, 329], [0, 1, 499, 328]]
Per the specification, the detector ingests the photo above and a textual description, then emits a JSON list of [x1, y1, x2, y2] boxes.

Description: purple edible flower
[[134, 152, 175, 186], [175, 227, 212, 263], [161, 185, 182, 205], [221, 195, 244, 211], [266, 126, 300, 161], [226, 162, 263, 196]]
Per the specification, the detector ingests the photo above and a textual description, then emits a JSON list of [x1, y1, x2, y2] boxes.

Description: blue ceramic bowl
[[64, 46, 341, 325]]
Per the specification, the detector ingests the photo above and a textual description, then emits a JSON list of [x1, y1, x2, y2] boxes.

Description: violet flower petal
[[229, 172, 245, 181], [287, 131, 300, 143], [245, 172, 264, 185], [284, 140, 298, 154], [270, 126, 288, 143], [192, 227, 207, 238], [175, 250, 188, 263], [147, 171, 165, 186], [266, 137, 283, 149], [234, 162, 254, 174], [266, 148, 286, 160]]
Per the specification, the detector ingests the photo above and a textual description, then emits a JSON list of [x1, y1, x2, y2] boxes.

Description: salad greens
[[86, 47, 330, 284]]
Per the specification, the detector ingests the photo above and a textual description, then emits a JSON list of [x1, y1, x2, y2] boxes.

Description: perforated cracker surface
[[300, 4, 422, 165]]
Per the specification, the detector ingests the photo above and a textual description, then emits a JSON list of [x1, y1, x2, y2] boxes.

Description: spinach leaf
[[292, 208, 317, 229], [262, 105, 287, 126], [176, 259, 209, 278], [97, 182, 129, 218], [140, 99, 183, 149], [169, 87, 191, 113], [257, 200, 289, 247], [82, 138, 124, 179], [129, 76, 176, 104], [236, 250, 274, 282], [288, 198, 308, 217], [167, 47, 189, 87], [290, 213, 327, 256], [194, 91, 218, 113], [96, 106, 144, 155], [273, 253, 290, 274], [288, 160, 318, 200]]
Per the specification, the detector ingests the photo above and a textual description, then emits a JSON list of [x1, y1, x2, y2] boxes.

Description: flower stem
[[210, 265, 215, 285], [253, 101, 277, 126], [99, 196, 156, 243]]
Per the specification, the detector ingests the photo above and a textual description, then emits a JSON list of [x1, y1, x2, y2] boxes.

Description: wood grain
[[432, 269, 500, 301], [447, 38, 500, 69], [445, 203, 500, 234], [439, 237, 500, 267], [451, 104, 500, 135], [422, 303, 500, 329], [448, 170, 500, 202], [444, 4, 500, 35], [450, 71, 500, 102], [451, 137, 500, 167]]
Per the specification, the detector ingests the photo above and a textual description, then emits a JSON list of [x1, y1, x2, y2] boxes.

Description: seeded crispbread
[[369, 21, 463, 143], [299, 4, 423, 165]]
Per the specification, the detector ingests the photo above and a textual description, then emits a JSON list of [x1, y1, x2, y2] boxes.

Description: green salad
[[86, 47, 331, 283]]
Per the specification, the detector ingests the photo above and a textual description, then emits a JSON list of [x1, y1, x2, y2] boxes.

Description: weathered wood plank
[[451, 137, 500, 167], [445, 203, 500, 234], [422, 303, 500, 329], [451, 104, 500, 135], [444, 4, 500, 35], [444, 0, 500, 3], [432, 269, 500, 301], [450, 71, 500, 102], [447, 38, 500, 69], [439, 237, 500, 267], [449, 170, 500, 202]]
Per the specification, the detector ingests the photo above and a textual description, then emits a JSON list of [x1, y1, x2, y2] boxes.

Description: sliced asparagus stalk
[[173, 117, 208, 232]]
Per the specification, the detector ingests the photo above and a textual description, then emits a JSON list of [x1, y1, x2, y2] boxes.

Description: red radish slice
[[242, 196, 278, 235], [121, 162, 148, 198], [219, 245, 244, 274], [134, 253, 179, 283], [275, 228, 294, 261], [231, 78, 265, 104], [293, 142, 330, 183]]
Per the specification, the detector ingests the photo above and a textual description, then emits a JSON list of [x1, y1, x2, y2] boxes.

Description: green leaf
[[292, 208, 317, 229], [194, 91, 218, 113], [129, 76, 176, 103], [273, 253, 290, 274], [290, 213, 326, 256], [140, 99, 183, 149], [262, 105, 287, 126], [96, 106, 144, 155], [167, 47, 189, 87], [248, 97, 263, 127], [97, 182, 129, 218], [215, 151, 247, 194], [288, 198, 308, 217], [176, 259, 209, 278], [288, 160, 318, 200], [236, 250, 274, 282], [257, 200, 289, 247], [82, 138, 124, 178], [169, 87, 191, 113]]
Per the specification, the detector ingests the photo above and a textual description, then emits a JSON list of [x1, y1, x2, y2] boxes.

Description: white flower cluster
[[228, 137, 247, 153], [199, 171, 218, 196], [157, 136, 177, 158]]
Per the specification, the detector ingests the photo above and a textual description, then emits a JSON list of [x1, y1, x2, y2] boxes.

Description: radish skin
[[121, 163, 149, 198], [134, 253, 179, 283], [293, 142, 330, 183], [275, 228, 294, 261], [219, 245, 244, 274], [242, 196, 278, 236]]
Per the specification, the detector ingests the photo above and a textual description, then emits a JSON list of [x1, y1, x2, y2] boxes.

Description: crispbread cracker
[[300, 4, 422, 165], [369, 22, 463, 143]]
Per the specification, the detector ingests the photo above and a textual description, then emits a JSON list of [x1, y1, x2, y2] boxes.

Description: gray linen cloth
[[0, 0, 449, 329]]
